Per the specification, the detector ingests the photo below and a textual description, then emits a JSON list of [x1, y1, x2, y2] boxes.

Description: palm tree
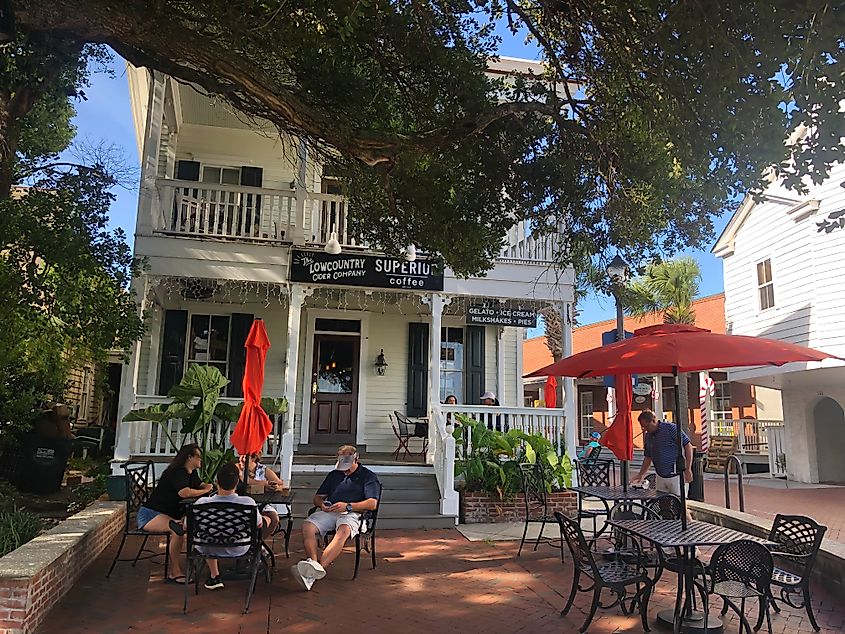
[[625, 257, 702, 433]]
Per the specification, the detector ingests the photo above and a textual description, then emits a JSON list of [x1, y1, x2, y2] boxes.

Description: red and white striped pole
[[698, 372, 715, 452]]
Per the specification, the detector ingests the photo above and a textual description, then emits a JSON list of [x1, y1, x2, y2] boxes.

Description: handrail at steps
[[429, 404, 459, 517], [723, 454, 745, 513]]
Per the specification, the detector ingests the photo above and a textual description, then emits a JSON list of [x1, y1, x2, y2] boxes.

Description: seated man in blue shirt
[[292, 445, 380, 591], [632, 409, 693, 497]]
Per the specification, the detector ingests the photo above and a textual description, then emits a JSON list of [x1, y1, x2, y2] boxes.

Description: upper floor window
[[756, 258, 775, 310]]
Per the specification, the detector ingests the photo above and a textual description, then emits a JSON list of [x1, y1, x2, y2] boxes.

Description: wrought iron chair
[[705, 540, 774, 634], [106, 461, 171, 579], [575, 459, 613, 537], [554, 511, 654, 633], [643, 473, 657, 489], [516, 463, 563, 561], [183, 502, 267, 614], [766, 514, 827, 631], [390, 411, 428, 460], [307, 482, 383, 580], [270, 504, 294, 560]]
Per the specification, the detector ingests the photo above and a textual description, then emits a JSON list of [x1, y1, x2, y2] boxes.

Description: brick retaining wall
[[0, 501, 125, 634], [461, 490, 577, 524]]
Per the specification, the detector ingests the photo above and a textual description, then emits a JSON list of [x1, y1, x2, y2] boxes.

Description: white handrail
[[442, 405, 566, 455], [430, 403, 459, 517]]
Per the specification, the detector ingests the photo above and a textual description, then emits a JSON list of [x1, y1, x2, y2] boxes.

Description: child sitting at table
[[194, 462, 266, 590], [238, 452, 283, 535]]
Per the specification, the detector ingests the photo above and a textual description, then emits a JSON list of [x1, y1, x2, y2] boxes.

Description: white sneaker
[[290, 564, 315, 591], [299, 558, 326, 580]]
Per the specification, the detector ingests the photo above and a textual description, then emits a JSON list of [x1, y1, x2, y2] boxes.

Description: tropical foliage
[[453, 415, 572, 499], [11, 2, 845, 275], [123, 365, 287, 482], [626, 258, 702, 325]]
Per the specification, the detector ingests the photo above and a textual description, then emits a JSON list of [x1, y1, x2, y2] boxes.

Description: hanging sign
[[466, 304, 537, 328], [633, 382, 653, 397], [290, 249, 444, 291]]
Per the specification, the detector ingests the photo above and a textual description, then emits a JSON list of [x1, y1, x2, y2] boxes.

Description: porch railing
[[442, 404, 567, 455], [429, 404, 459, 517], [710, 418, 783, 455], [122, 395, 285, 459], [766, 424, 787, 478]]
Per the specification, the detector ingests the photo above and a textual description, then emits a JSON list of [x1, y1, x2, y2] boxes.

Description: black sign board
[[467, 304, 537, 328], [290, 249, 444, 291]]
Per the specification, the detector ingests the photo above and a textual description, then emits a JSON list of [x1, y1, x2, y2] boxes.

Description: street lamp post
[[606, 254, 630, 488]]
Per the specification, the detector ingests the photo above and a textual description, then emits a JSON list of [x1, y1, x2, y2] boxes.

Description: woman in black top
[[137, 444, 212, 583]]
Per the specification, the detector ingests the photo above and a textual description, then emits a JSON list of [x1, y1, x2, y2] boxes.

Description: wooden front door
[[309, 334, 359, 445]]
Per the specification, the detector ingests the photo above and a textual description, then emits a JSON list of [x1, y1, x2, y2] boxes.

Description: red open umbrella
[[543, 376, 557, 408], [230, 319, 273, 458], [603, 375, 634, 462], [526, 323, 839, 527]]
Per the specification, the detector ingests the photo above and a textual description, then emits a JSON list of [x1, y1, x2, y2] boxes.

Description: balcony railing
[[710, 418, 784, 455], [153, 179, 559, 263]]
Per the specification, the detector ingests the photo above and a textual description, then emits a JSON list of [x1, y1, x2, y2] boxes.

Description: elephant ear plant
[[123, 365, 287, 482]]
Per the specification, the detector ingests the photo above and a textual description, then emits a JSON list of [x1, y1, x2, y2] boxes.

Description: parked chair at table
[[705, 540, 774, 634], [554, 511, 655, 633], [644, 494, 682, 521], [390, 411, 428, 460], [106, 461, 172, 579], [575, 459, 612, 537], [516, 462, 563, 561], [766, 514, 827, 632], [183, 501, 268, 614]]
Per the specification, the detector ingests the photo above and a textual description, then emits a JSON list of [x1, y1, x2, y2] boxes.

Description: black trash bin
[[688, 450, 706, 502], [17, 434, 73, 494]]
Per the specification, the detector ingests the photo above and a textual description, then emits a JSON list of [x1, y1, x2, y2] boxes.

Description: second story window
[[756, 258, 775, 310]]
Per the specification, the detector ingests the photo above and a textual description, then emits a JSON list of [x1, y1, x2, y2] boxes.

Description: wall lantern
[[374, 349, 388, 376]]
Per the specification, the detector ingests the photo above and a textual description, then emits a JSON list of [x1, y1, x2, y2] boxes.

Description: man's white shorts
[[304, 510, 361, 539], [655, 475, 689, 497]]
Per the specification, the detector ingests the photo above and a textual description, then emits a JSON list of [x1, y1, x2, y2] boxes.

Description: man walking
[[292, 445, 380, 590], [632, 409, 693, 496]]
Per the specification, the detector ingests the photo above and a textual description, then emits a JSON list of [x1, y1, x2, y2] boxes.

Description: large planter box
[[460, 490, 577, 524]]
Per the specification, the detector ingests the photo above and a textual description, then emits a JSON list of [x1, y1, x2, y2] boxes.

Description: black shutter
[[240, 167, 263, 237], [407, 323, 429, 417], [465, 326, 485, 405], [158, 310, 188, 395], [176, 160, 200, 181], [227, 313, 254, 398]]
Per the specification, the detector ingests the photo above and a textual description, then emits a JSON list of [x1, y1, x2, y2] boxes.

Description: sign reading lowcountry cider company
[[290, 249, 444, 290], [466, 304, 537, 328]]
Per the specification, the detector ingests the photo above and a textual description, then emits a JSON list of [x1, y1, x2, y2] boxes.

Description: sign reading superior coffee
[[467, 304, 537, 328], [290, 249, 444, 291]]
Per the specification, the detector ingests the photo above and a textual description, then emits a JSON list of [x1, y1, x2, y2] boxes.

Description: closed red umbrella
[[603, 375, 634, 462], [230, 319, 273, 457], [543, 376, 557, 408]]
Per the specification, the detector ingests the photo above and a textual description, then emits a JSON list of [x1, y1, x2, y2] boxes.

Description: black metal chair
[[554, 511, 654, 633], [644, 494, 683, 520], [391, 411, 428, 459], [766, 514, 827, 631], [575, 459, 612, 537], [183, 501, 267, 614], [106, 461, 171, 579], [307, 483, 383, 580], [270, 505, 294, 560], [516, 462, 562, 560], [643, 473, 657, 489], [705, 540, 774, 634]]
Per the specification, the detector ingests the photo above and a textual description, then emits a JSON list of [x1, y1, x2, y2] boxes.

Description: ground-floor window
[[440, 327, 464, 403], [579, 391, 594, 439], [187, 314, 231, 377], [711, 380, 733, 435]]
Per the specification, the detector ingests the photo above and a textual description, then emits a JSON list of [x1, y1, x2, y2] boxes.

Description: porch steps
[[289, 469, 456, 530]]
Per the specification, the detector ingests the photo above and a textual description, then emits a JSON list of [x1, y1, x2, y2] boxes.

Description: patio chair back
[[710, 539, 774, 596], [519, 463, 548, 518], [581, 445, 603, 464], [576, 459, 612, 487], [554, 511, 600, 577], [394, 410, 427, 438], [186, 502, 260, 555], [123, 461, 156, 530], [645, 494, 683, 520], [608, 501, 657, 554], [768, 514, 827, 570]]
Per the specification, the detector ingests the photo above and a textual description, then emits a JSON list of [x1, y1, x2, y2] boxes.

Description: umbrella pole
[[622, 460, 629, 491], [673, 367, 688, 530]]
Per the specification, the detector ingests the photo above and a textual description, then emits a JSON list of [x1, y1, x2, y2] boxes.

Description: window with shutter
[[226, 313, 254, 398], [465, 326, 485, 405], [407, 323, 429, 417]]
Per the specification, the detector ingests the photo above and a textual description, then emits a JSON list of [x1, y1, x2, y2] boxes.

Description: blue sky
[[65, 35, 730, 334]]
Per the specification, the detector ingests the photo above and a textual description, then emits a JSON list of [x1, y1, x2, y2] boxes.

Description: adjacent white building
[[713, 154, 845, 483], [114, 60, 577, 521]]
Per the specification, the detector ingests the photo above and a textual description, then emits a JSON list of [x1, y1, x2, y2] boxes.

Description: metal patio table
[[571, 485, 662, 540], [608, 519, 776, 634]]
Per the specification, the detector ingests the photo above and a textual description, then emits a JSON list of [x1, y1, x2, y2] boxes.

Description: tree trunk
[[677, 372, 692, 438]]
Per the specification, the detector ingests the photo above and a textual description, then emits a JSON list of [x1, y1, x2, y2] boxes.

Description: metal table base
[[656, 609, 723, 634]]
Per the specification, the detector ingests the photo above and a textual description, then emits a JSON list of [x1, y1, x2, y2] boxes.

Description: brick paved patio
[[38, 527, 844, 633]]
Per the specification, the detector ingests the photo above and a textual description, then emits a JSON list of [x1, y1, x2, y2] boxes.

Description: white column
[[560, 302, 578, 462], [653, 375, 664, 420], [515, 327, 525, 406], [145, 306, 162, 396], [280, 285, 312, 484], [496, 327, 506, 404], [136, 70, 166, 236], [426, 294, 451, 462], [112, 278, 148, 474]]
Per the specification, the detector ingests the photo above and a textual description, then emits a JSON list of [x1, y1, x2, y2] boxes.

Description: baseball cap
[[590, 432, 601, 440], [334, 453, 357, 471], [480, 391, 497, 401]]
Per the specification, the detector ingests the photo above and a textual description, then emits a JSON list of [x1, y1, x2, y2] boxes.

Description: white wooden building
[[114, 60, 577, 523], [713, 150, 845, 484]]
